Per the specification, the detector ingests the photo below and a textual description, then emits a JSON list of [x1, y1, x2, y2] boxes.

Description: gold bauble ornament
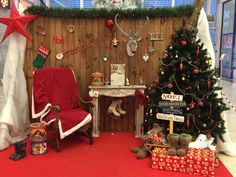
[[180, 62, 183, 70]]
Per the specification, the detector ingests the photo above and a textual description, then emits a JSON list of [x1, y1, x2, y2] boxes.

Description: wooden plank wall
[[24, 16, 187, 132]]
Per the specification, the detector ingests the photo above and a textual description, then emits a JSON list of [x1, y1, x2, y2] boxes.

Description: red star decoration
[[0, 1, 38, 43]]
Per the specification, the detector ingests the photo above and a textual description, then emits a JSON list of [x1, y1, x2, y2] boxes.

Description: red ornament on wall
[[106, 19, 114, 29]]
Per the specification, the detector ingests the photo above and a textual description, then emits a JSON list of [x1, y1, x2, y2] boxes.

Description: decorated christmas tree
[[145, 27, 228, 140]]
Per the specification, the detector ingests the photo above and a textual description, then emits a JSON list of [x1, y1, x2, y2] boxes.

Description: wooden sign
[[162, 108, 183, 115], [156, 113, 184, 123], [161, 93, 183, 101], [150, 33, 164, 41], [158, 101, 186, 107]]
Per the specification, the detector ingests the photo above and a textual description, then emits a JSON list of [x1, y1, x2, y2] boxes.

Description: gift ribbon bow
[[135, 89, 147, 109]]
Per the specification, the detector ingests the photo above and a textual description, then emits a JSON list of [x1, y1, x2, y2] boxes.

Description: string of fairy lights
[[160, 56, 210, 73], [155, 75, 215, 100]]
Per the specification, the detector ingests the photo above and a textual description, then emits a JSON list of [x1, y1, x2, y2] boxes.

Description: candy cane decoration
[[221, 91, 236, 112]]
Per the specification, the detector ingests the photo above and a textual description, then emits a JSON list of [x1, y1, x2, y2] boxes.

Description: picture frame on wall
[[110, 64, 125, 86]]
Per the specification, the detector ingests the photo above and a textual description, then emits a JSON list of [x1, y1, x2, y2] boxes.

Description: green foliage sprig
[[25, 5, 194, 19]]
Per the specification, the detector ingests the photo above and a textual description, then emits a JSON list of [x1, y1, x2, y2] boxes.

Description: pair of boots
[[9, 141, 27, 160], [107, 99, 126, 117], [167, 133, 192, 156]]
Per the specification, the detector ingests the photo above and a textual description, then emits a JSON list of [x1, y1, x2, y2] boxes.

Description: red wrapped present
[[152, 148, 215, 177]]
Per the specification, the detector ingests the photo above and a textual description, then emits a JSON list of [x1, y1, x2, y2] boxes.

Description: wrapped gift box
[[152, 148, 215, 177]]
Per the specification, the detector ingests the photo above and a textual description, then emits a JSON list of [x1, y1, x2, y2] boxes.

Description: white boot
[[108, 100, 120, 117], [217, 111, 236, 156], [116, 99, 126, 115]]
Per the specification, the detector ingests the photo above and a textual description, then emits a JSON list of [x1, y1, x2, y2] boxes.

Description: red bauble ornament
[[0, 1, 38, 43], [207, 80, 211, 89], [186, 86, 192, 90], [185, 117, 190, 129], [196, 47, 200, 57], [106, 19, 114, 29], [194, 68, 199, 74], [198, 100, 204, 107], [163, 53, 168, 58], [167, 83, 173, 89], [180, 40, 187, 46], [190, 101, 195, 109]]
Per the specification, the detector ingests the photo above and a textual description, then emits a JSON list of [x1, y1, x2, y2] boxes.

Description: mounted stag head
[[115, 13, 149, 57]]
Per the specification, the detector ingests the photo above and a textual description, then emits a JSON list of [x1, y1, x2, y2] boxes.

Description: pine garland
[[25, 5, 194, 19]]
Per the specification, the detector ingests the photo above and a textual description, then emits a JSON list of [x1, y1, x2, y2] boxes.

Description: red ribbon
[[134, 89, 147, 109]]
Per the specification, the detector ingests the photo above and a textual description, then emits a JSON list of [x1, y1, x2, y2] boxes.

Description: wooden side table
[[89, 85, 146, 138]]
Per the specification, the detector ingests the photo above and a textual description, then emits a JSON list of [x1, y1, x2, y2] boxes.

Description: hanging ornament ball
[[180, 62, 183, 70], [167, 83, 173, 89], [180, 40, 187, 46], [163, 53, 168, 58], [182, 76, 185, 81], [198, 100, 204, 107], [196, 47, 200, 57], [194, 68, 199, 74], [186, 86, 192, 90], [106, 19, 114, 29], [190, 102, 195, 109], [208, 80, 211, 89]]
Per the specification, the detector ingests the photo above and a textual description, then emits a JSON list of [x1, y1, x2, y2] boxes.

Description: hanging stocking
[[32, 45, 50, 69]]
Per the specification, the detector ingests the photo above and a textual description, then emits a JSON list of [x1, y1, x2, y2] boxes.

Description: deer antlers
[[114, 13, 149, 38], [114, 13, 149, 57]]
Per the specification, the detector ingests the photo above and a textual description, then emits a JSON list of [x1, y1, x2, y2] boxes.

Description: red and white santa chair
[[32, 67, 93, 151]]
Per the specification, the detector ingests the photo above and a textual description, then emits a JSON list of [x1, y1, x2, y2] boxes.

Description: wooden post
[[169, 115, 174, 134]]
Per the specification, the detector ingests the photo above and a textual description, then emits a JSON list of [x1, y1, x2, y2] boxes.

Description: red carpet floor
[[0, 132, 233, 177]]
